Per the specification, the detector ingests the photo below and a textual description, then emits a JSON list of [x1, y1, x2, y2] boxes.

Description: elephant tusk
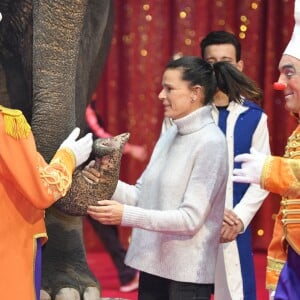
[[0, 13, 2, 22]]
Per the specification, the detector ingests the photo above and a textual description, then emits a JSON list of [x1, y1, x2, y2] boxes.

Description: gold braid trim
[[266, 256, 285, 290], [57, 147, 76, 168], [260, 155, 273, 188], [39, 148, 76, 200], [284, 159, 300, 197], [0, 105, 31, 139]]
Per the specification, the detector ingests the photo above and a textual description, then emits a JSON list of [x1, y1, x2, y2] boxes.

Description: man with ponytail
[[200, 30, 271, 300]]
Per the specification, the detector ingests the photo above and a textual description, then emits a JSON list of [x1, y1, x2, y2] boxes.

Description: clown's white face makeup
[[277, 54, 300, 114]]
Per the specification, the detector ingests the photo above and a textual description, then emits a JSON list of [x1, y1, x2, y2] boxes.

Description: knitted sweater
[[112, 105, 228, 283]]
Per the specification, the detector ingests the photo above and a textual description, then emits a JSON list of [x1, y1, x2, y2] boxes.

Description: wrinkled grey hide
[[55, 133, 130, 216]]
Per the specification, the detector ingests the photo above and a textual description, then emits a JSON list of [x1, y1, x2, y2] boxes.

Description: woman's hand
[[223, 208, 240, 226], [82, 160, 100, 184], [220, 209, 244, 243], [220, 220, 244, 243], [87, 200, 124, 225]]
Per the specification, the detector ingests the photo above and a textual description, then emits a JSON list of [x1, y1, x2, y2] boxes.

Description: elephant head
[[0, 1, 115, 299]]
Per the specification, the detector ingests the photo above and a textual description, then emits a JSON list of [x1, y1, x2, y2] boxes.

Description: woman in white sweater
[[86, 56, 263, 300]]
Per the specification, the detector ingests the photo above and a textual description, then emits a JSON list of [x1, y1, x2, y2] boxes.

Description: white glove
[[232, 147, 267, 185], [59, 127, 93, 167]]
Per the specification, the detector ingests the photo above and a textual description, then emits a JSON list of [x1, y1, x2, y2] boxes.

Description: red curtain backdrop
[[90, 0, 296, 251]]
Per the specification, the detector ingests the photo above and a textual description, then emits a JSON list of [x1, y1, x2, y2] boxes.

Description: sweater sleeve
[[117, 137, 227, 235], [112, 179, 141, 206]]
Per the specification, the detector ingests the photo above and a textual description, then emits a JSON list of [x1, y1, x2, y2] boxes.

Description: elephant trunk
[[32, 0, 88, 161]]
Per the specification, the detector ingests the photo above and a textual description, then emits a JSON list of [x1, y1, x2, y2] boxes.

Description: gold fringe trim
[[0, 105, 31, 139]]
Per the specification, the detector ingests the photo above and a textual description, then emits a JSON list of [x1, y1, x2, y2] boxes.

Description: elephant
[[0, 1, 117, 299]]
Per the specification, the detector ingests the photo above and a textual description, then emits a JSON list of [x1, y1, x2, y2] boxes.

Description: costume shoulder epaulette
[[0, 105, 31, 139]]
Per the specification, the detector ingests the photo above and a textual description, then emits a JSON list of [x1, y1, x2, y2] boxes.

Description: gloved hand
[[59, 127, 93, 167], [232, 147, 267, 185]]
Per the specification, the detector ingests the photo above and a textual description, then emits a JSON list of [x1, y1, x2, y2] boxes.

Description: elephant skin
[[0, 1, 116, 299], [55, 133, 130, 216]]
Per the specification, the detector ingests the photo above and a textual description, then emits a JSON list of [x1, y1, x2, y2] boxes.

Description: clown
[[233, 1, 300, 299]]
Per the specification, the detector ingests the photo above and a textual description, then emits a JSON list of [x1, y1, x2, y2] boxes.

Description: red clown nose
[[273, 82, 287, 90]]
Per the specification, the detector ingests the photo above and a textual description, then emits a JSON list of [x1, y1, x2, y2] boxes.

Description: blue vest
[[218, 100, 263, 300]]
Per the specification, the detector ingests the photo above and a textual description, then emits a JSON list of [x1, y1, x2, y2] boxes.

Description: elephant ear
[[53, 133, 130, 216]]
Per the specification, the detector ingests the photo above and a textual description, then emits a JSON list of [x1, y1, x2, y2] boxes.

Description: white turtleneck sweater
[[112, 105, 228, 283]]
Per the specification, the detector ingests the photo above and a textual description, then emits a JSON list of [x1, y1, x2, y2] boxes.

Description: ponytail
[[213, 62, 262, 103]]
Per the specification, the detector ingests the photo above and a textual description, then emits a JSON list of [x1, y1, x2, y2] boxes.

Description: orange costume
[[262, 125, 300, 290], [0, 106, 76, 299]]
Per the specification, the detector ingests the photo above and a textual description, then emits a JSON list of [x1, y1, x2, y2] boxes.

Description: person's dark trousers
[[88, 216, 136, 285], [138, 271, 214, 300]]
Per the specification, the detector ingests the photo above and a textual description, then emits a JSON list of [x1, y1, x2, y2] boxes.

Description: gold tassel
[[0, 105, 31, 139]]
